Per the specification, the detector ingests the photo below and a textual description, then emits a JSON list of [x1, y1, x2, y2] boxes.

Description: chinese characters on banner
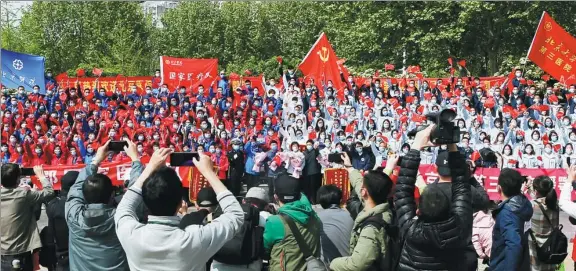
[[417, 165, 575, 200], [55, 76, 153, 92], [527, 11, 576, 86], [27, 161, 576, 201], [160, 56, 218, 91]]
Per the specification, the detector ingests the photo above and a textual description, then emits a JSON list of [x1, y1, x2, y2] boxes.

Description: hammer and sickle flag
[[299, 32, 350, 92]]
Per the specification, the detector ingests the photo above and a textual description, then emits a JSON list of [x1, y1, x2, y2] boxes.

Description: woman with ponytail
[[528, 175, 560, 271]]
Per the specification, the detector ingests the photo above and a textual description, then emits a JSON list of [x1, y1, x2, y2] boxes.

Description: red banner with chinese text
[[26, 162, 575, 201], [323, 168, 350, 205], [56, 76, 153, 92], [527, 11, 576, 86], [160, 57, 218, 91], [26, 160, 192, 190], [417, 165, 575, 200]]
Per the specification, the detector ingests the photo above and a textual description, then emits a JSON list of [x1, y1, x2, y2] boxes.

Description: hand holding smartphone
[[170, 152, 200, 167]]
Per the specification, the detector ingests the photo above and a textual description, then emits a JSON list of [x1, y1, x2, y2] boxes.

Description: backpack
[[356, 214, 402, 271], [528, 201, 568, 265], [212, 204, 264, 265]]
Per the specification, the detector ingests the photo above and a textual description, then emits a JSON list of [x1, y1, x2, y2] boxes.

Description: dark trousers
[[1, 252, 33, 271], [246, 174, 260, 191], [266, 177, 275, 202], [302, 173, 323, 204], [227, 170, 243, 196], [55, 255, 69, 271]]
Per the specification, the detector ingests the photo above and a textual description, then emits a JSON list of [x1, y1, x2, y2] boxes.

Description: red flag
[[276, 56, 283, 64], [458, 59, 467, 68], [406, 65, 421, 74], [76, 69, 85, 77], [55, 72, 68, 81], [92, 68, 103, 77], [447, 58, 454, 67], [384, 64, 395, 71], [527, 11, 576, 86], [541, 74, 551, 81], [506, 68, 516, 95], [244, 69, 252, 76], [299, 32, 349, 90], [374, 70, 380, 78]]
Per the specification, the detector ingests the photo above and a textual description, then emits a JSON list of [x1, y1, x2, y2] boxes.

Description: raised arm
[[25, 165, 56, 204], [395, 126, 434, 234], [66, 140, 110, 222]]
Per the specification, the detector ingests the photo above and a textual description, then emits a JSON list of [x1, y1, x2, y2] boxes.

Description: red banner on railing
[[55, 76, 153, 91], [417, 165, 575, 200], [26, 160, 192, 190], [26, 162, 575, 201]]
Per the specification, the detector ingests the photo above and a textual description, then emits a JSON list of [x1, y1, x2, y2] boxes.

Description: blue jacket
[[351, 150, 371, 171], [490, 195, 533, 271], [65, 162, 143, 271], [244, 141, 262, 175]]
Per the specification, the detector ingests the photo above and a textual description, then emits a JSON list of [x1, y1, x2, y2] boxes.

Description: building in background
[[141, 1, 178, 28], [0, 1, 30, 27]]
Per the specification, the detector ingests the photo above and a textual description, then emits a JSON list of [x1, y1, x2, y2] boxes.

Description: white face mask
[[545, 148, 552, 154]]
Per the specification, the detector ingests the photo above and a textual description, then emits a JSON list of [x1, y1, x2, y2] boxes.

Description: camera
[[407, 109, 460, 144]]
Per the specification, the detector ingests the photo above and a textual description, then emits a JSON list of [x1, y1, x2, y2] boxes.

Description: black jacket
[[45, 194, 70, 258], [303, 148, 321, 175], [395, 150, 473, 271], [227, 150, 245, 174]]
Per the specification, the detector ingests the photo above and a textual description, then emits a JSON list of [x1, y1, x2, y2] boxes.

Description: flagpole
[[525, 11, 546, 62]]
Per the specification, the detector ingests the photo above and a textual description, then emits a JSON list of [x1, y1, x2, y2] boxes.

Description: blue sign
[[1, 49, 46, 94]]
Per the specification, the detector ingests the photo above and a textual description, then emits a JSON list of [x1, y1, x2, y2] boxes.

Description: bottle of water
[[12, 259, 21, 270]]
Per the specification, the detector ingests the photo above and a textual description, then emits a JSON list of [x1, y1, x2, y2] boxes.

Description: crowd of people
[[2, 67, 576, 175], [1, 128, 576, 271], [2, 64, 576, 271]]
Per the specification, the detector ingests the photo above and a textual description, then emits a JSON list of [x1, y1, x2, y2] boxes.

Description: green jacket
[[330, 169, 392, 271], [264, 193, 321, 271]]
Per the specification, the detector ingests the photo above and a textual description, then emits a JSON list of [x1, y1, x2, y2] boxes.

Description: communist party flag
[[527, 11, 576, 86], [299, 32, 350, 95]]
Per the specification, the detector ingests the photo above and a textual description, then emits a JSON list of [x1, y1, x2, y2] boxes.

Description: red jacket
[[211, 153, 229, 180]]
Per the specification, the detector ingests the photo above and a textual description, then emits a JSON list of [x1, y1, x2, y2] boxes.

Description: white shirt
[[114, 189, 244, 271]]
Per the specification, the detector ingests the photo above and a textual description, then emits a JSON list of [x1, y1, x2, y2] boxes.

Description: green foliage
[[3, 1, 576, 80]]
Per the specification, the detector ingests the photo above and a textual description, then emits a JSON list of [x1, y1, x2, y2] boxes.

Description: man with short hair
[[65, 140, 143, 271], [316, 185, 353, 264], [263, 174, 321, 271], [395, 125, 473, 270], [115, 150, 244, 270], [330, 153, 394, 271], [351, 142, 371, 172], [489, 168, 533, 271], [1, 164, 55, 271], [179, 187, 218, 228]]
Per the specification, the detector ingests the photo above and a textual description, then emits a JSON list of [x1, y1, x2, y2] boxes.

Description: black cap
[[196, 187, 217, 207], [435, 151, 451, 177], [274, 174, 301, 203], [61, 171, 79, 192]]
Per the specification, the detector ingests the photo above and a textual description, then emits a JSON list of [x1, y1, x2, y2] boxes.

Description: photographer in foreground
[[395, 125, 473, 270], [1, 165, 55, 271], [114, 150, 244, 270]]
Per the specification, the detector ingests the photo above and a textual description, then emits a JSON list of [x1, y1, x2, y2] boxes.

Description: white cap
[[245, 187, 268, 203]]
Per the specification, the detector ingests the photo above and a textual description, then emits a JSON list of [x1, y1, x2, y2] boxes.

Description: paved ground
[[35, 202, 576, 271]]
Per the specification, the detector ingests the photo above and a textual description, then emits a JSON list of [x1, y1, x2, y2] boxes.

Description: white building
[[141, 1, 178, 28]]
